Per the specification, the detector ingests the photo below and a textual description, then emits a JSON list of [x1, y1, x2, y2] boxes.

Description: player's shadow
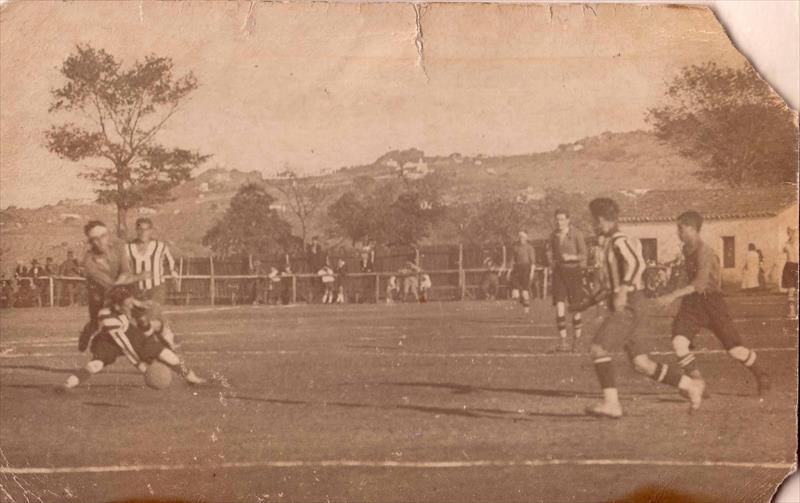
[[380, 380, 601, 398], [226, 393, 590, 421], [0, 363, 140, 376]]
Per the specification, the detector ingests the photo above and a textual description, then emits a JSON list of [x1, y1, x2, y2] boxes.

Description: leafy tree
[[463, 196, 536, 245], [382, 191, 445, 247], [203, 184, 298, 257], [646, 62, 798, 186], [266, 168, 328, 248], [45, 44, 210, 236], [327, 191, 371, 246]]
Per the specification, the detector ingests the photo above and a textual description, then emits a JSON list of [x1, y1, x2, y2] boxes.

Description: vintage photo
[[0, 2, 797, 502]]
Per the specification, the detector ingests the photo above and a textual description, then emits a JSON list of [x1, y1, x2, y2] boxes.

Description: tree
[[202, 184, 298, 257], [327, 191, 371, 246], [646, 62, 798, 186], [463, 196, 536, 245], [266, 168, 328, 248], [45, 44, 210, 237]]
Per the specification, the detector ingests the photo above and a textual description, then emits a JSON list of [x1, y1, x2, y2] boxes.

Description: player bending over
[[657, 211, 770, 396], [60, 287, 206, 391], [584, 198, 704, 419]]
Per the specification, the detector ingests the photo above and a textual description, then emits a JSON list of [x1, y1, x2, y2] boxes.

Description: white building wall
[[622, 202, 798, 289]]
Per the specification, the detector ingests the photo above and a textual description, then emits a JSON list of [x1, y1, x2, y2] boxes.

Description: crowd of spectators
[[1, 251, 84, 308]]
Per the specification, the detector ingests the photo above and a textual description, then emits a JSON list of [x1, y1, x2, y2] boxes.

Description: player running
[[507, 231, 536, 314], [78, 221, 150, 352], [59, 286, 206, 391], [656, 211, 770, 396], [549, 209, 587, 352], [127, 217, 178, 348], [584, 198, 704, 419]]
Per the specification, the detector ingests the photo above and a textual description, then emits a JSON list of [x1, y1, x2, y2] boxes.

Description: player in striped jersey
[[584, 198, 704, 418], [128, 218, 178, 348], [59, 287, 206, 391]]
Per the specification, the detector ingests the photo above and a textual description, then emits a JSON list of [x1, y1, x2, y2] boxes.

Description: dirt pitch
[[0, 296, 796, 503]]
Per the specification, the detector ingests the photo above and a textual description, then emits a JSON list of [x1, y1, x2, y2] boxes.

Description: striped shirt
[[127, 240, 175, 291], [603, 230, 644, 292], [98, 308, 140, 366]]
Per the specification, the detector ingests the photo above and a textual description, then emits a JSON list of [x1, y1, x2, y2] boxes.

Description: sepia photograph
[[0, 1, 798, 502]]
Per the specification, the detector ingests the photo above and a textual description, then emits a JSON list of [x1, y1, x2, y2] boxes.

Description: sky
[[0, 2, 747, 209]]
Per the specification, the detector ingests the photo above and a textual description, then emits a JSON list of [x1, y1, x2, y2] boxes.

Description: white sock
[[603, 388, 619, 404]]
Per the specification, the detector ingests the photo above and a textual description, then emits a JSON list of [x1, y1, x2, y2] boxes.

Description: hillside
[[0, 130, 714, 271]]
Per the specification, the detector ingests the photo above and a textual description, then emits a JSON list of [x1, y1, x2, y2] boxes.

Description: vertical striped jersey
[[603, 230, 644, 292], [127, 240, 175, 291]]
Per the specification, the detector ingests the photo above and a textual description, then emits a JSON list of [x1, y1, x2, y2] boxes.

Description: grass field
[[0, 295, 797, 503]]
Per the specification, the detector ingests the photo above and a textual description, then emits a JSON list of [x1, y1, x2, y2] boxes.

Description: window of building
[[722, 236, 735, 268], [640, 238, 658, 264]]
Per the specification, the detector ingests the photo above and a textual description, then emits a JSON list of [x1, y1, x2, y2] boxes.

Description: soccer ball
[[144, 361, 173, 390]]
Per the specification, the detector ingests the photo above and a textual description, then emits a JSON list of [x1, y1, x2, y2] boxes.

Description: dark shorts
[[510, 264, 532, 290], [552, 266, 585, 306], [592, 290, 647, 357], [672, 293, 742, 350], [90, 326, 166, 366], [782, 262, 798, 289]]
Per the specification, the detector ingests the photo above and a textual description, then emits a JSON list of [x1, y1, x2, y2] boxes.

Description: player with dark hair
[[549, 209, 587, 352], [657, 210, 770, 396], [583, 198, 704, 418], [78, 221, 150, 352], [127, 217, 178, 348], [59, 286, 206, 391]]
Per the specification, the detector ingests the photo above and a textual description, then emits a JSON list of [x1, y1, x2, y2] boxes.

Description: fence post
[[458, 243, 465, 300], [178, 257, 183, 292], [502, 245, 507, 268], [209, 256, 216, 306], [375, 273, 380, 303], [414, 247, 420, 266], [291, 275, 297, 304], [49, 277, 55, 307], [543, 267, 548, 299]]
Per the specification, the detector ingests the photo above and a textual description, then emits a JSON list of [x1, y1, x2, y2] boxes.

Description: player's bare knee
[[672, 335, 691, 356], [589, 344, 608, 359], [158, 348, 180, 366], [85, 360, 104, 374], [631, 354, 655, 375], [728, 346, 749, 362]]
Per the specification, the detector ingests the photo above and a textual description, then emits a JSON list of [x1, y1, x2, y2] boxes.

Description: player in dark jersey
[[657, 211, 770, 396], [584, 198, 704, 418], [78, 221, 150, 352], [507, 231, 536, 314], [59, 286, 206, 391], [549, 209, 587, 352]]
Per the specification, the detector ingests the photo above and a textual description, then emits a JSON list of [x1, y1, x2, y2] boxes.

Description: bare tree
[[265, 168, 328, 248], [45, 44, 210, 236]]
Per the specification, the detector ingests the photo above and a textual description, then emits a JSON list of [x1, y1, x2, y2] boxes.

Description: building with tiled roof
[[616, 185, 798, 289]]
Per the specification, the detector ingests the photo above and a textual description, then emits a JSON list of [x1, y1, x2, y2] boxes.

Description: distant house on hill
[[615, 185, 798, 289]]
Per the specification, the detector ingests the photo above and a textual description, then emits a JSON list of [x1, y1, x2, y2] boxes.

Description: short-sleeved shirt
[[511, 242, 536, 266], [550, 228, 587, 268], [683, 240, 721, 294]]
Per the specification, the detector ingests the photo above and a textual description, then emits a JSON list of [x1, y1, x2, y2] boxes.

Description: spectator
[[58, 250, 82, 306], [267, 266, 282, 304], [280, 264, 293, 305], [318, 264, 335, 304], [782, 227, 798, 319], [419, 272, 432, 303], [756, 248, 766, 289], [334, 258, 348, 304], [400, 261, 420, 303], [249, 258, 267, 305], [481, 255, 501, 300], [1, 279, 16, 308], [742, 243, 761, 291], [359, 243, 375, 272], [29, 259, 43, 278], [44, 257, 56, 276], [386, 275, 399, 304], [307, 236, 326, 302], [14, 261, 28, 280]]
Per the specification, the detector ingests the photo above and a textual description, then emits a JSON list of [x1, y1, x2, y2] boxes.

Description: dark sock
[[593, 357, 616, 389], [650, 362, 683, 387]]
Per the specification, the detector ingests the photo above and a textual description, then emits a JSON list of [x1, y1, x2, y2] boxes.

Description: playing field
[[0, 296, 797, 503]]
